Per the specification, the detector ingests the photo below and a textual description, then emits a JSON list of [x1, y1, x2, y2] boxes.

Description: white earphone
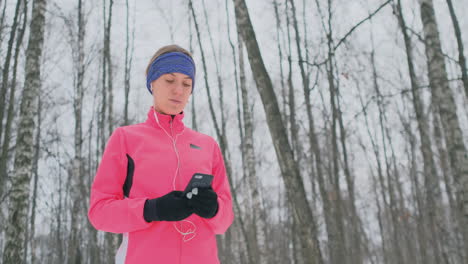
[[153, 109, 197, 242]]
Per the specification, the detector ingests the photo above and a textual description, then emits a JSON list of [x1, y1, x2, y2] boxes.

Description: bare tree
[[418, 0, 468, 259], [2, 0, 47, 262], [232, 0, 321, 262]]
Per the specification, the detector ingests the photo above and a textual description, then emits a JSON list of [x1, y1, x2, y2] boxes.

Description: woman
[[88, 45, 234, 264]]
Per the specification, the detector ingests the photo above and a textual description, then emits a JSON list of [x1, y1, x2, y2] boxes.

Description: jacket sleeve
[[201, 141, 234, 234], [88, 127, 152, 234]]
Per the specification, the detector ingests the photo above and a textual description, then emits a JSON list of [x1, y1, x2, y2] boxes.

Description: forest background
[[0, 0, 468, 263]]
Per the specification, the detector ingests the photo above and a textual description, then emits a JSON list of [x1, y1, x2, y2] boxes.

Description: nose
[[172, 82, 184, 95]]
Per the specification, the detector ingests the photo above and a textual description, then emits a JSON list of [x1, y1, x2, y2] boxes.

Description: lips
[[170, 99, 182, 104]]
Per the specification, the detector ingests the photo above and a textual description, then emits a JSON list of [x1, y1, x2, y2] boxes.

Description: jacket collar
[[145, 106, 185, 135]]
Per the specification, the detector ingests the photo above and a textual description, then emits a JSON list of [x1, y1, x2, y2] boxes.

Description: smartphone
[[183, 173, 214, 195]]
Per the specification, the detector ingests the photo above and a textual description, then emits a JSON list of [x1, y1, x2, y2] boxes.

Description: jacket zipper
[[170, 119, 183, 264]]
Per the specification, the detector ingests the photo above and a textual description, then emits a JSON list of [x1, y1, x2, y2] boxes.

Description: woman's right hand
[[143, 191, 193, 222]]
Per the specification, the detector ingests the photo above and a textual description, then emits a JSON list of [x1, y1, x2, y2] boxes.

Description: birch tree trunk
[[27, 94, 42, 264], [233, 0, 321, 262], [418, 0, 468, 258], [2, 0, 47, 262]]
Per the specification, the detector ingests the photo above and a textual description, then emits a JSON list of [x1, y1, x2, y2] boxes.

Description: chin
[[166, 109, 183, 115]]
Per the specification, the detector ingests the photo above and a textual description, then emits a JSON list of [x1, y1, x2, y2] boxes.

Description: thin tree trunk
[[445, 0, 468, 99], [283, 9, 321, 258], [86, 106, 100, 264], [123, 0, 134, 126], [335, 78, 363, 264], [285, 0, 302, 169], [0, 0, 8, 47], [106, 0, 114, 135], [2, 0, 47, 262], [99, 0, 107, 156], [418, 0, 468, 258], [0, 0, 21, 147], [325, 2, 347, 262], [233, 0, 321, 262], [188, 0, 224, 148], [56, 167, 64, 264], [399, 111, 427, 264], [0, 0, 27, 203], [370, 44, 416, 263], [102, 0, 118, 260], [356, 70, 396, 263], [0, 0, 22, 200], [272, 0, 288, 130], [201, 0, 227, 138], [67, 0, 86, 262], [357, 79, 389, 264], [188, 4, 198, 132]]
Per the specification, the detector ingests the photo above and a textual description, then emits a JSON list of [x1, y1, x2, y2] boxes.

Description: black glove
[[143, 191, 193, 222], [187, 187, 219, 219]]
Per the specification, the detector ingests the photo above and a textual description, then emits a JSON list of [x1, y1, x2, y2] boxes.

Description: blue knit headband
[[146, 52, 196, 94]]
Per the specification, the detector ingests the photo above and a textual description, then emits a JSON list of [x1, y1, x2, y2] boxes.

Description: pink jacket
[[88, 106, 234, 264]]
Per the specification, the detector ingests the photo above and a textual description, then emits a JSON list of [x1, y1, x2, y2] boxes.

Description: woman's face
[[151, 72, 193, 115]]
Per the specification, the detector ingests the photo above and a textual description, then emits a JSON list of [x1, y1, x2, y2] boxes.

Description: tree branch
[[334, 0, 392, 51]]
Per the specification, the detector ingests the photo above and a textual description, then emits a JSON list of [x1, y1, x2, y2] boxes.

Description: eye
[[165, 79, 175, 83], [183, 83, 191, 87]]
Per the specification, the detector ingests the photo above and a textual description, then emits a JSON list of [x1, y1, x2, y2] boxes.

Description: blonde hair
[[145, 45, 193, 77]]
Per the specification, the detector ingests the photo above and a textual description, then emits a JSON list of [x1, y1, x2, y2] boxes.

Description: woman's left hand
[[187, 187, 219, 219]]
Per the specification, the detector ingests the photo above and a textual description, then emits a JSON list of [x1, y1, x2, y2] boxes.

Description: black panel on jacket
[[123, 154, 134, 198]]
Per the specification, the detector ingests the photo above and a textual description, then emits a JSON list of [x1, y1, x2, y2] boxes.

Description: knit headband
[[146, 52, 196, 94]]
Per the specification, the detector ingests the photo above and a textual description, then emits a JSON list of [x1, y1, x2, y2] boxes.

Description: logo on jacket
[[190, 143, 202, 150]]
